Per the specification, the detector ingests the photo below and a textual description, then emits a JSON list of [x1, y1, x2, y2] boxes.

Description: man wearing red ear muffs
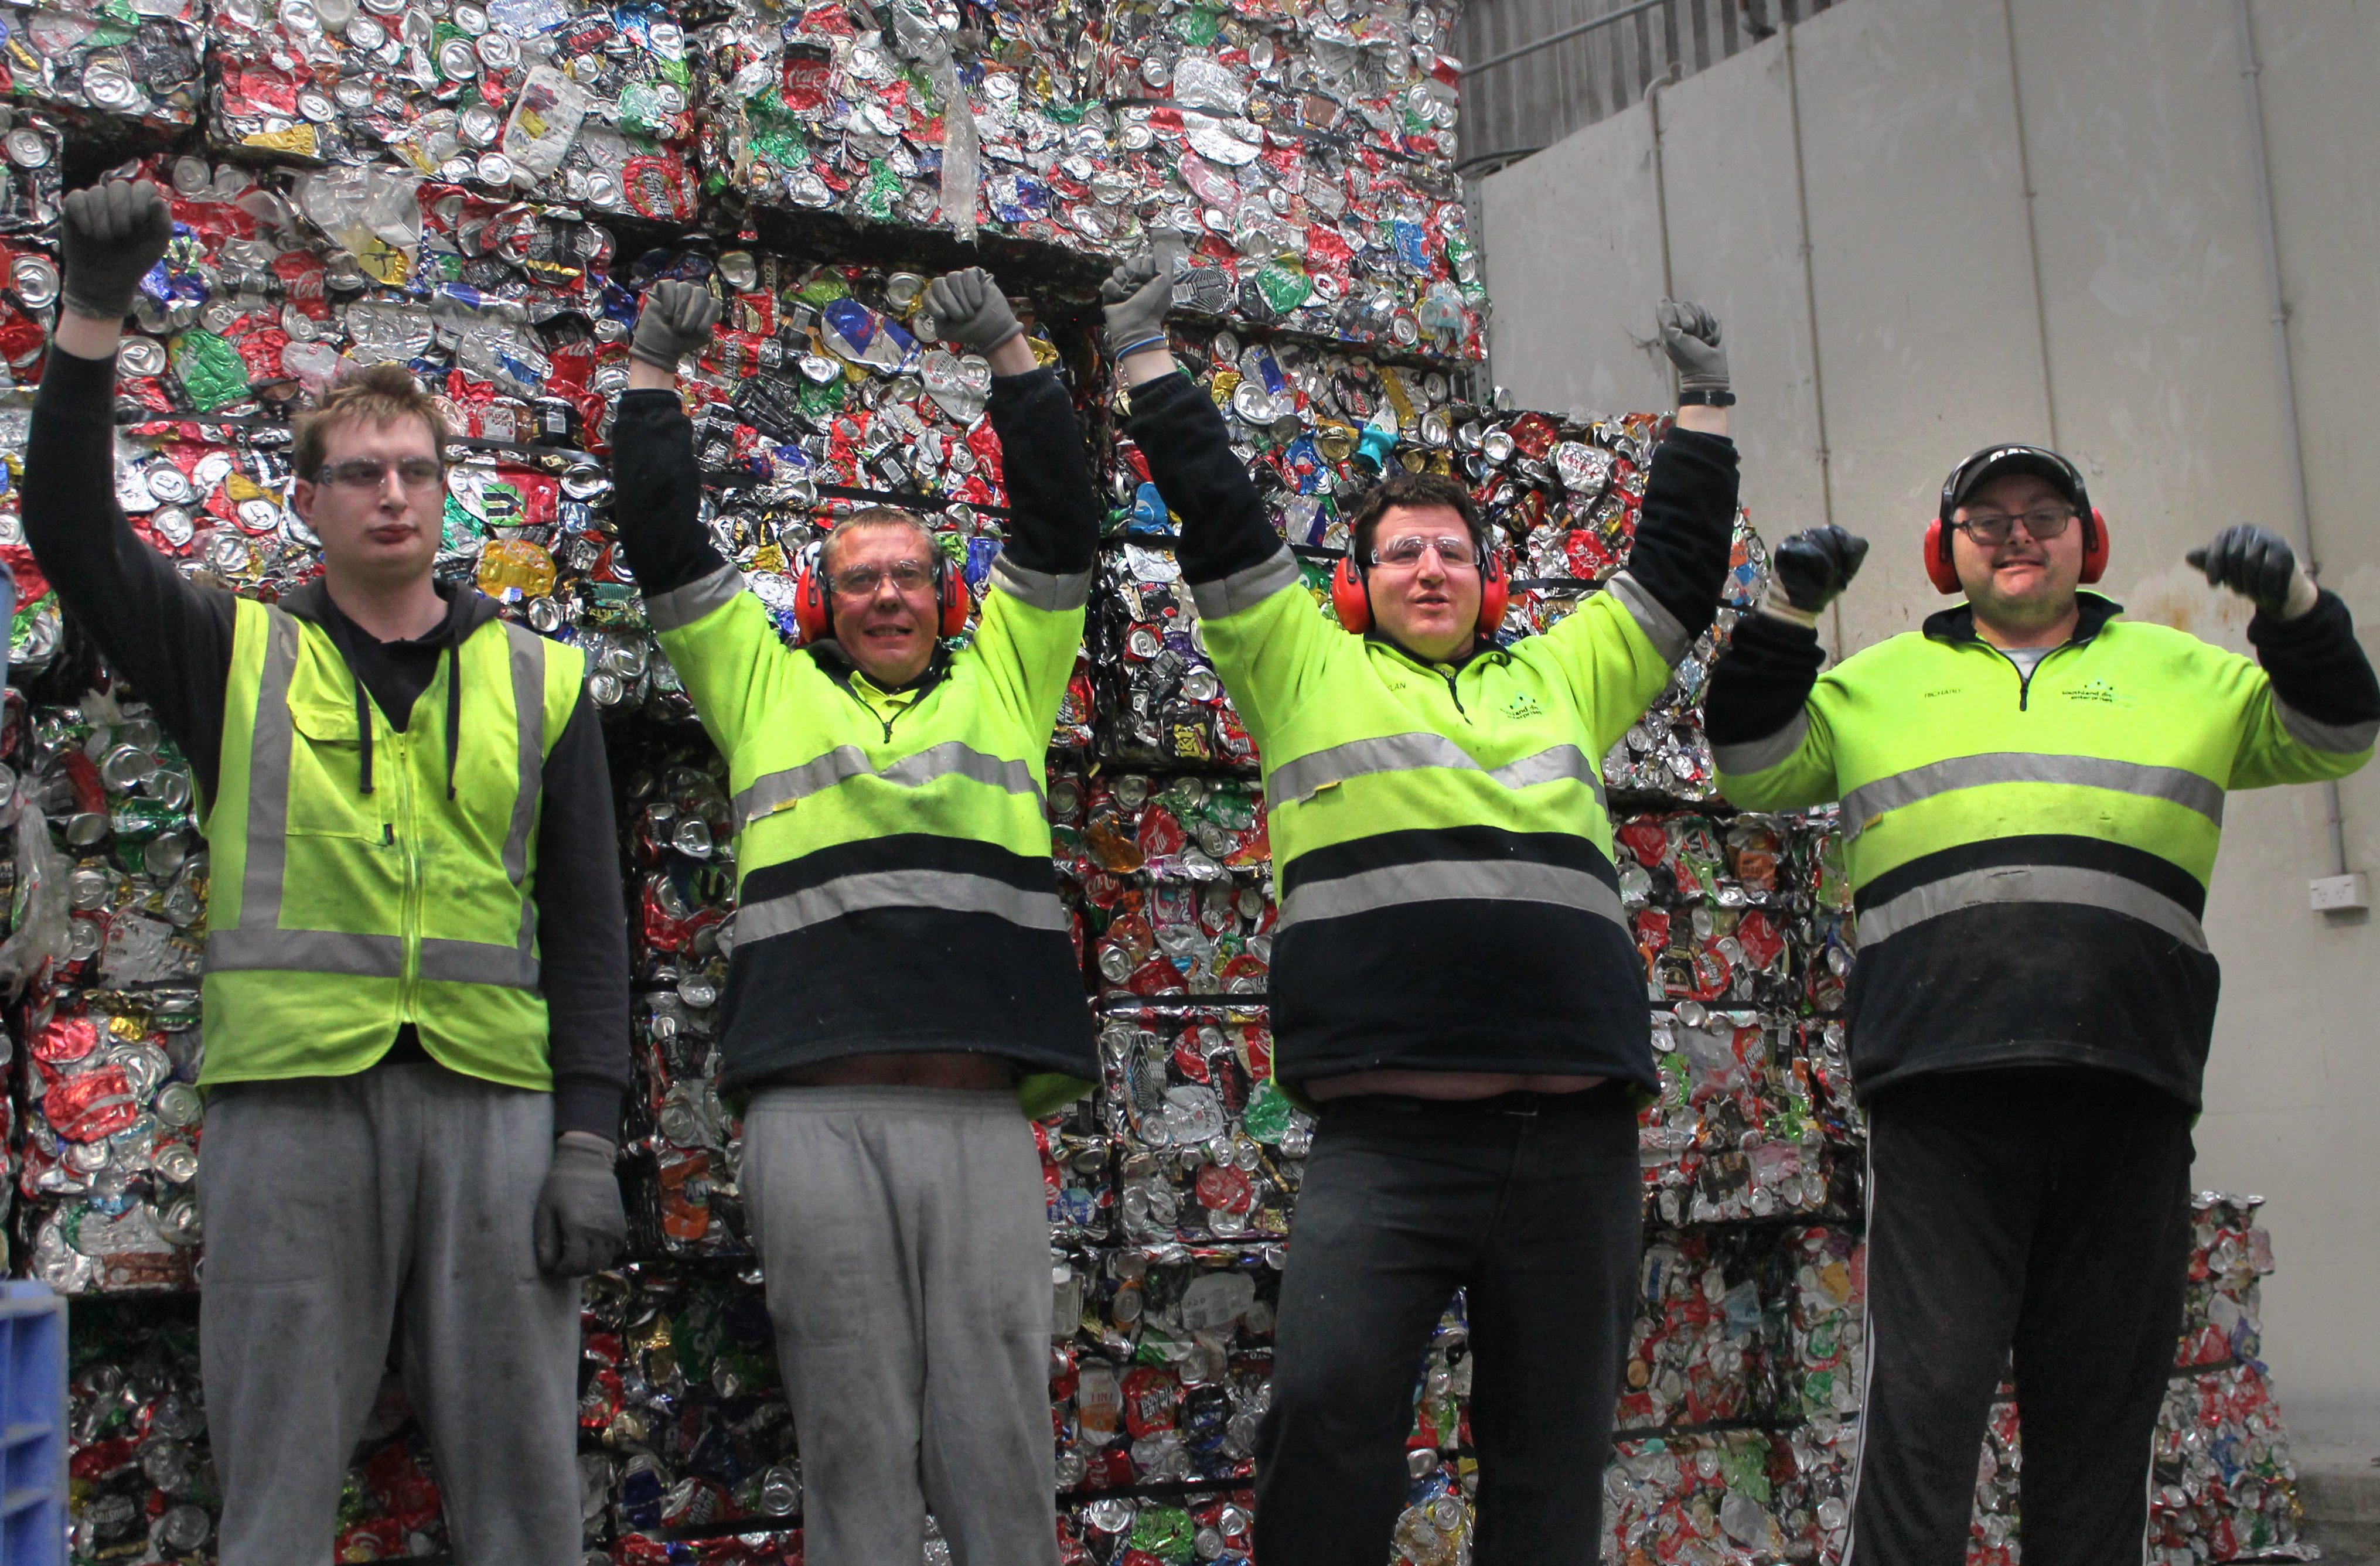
[[1703, 445, 2379, 1566], [1102, 245, 1744, 1566], [604, 271, 1101, 1565]]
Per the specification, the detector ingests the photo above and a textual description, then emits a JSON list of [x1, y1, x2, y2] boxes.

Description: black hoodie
[[22, 344, 629, 1139]]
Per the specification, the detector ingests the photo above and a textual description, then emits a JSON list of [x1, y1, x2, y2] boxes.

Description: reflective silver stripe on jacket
[[203, 929, 541, 988], [735, 869, 1070, 943], [644, 563, 745, 632], [1856, 865, 2208, 953], [1277, 858, 1627, 932], [1605, 571, 1690, 664], [502, 622, 549, 965], [733, 739, 1043, 827], [1188, 548, 1302, 619], [1839, 752, 2225, 840], [1270, 731, 1607, 809], [1712, 711, 1810, 778], [2273, 696, 2380, 755], [991, 556, 1094, 613], [209, 608, 543, 990]]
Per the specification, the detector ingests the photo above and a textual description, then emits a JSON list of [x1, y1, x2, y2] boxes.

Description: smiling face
[[288, 414, 445, 593], [1366, 503, 1482, 664], [825, 516, 942, 687], [1952, 472, 2085, 643]]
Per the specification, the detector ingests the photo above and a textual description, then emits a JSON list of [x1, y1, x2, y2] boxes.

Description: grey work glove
[[629, 279, 722, 372], [923, 267, 1024, 356], [1765, 525, 1868, 625], [1657, 299, 1729, 397], [59, 179, 173, 323], [534, 1132, 627, 1277], [2187, 523, 2318, 619], [1100, 250, 1173, 361]]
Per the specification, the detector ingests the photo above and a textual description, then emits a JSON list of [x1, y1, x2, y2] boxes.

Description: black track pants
[[1849, 1067, 2195, 1566], [1254, 1085, 1642, 1566]]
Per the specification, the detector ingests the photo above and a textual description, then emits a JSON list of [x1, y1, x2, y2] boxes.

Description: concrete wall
[[1482, 0, 2380, 1448]]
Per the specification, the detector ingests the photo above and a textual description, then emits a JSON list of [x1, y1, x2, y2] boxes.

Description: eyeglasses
[[1369, 534, 1480, 570], [830, 560, 936, 598], [1953, 506, 2076, 547], [318, 457, 444, 492]]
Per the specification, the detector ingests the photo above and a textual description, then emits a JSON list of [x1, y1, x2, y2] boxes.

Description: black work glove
[[1100, 250, 1172, 361], [59, 179, 173, 323], [1657, 299, 1729, 399], [2187, 524, 2317, 620], [534, 1132, 627, 1277], [1766, 526, 1868, 623], [629, 279, 721, 372], [923, 266, 1024, 356]]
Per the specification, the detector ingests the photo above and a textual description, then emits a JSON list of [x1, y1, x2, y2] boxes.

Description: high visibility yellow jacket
[[1711, 592, 2379, 1106], [202, 595, 584, 1089], [1125, 370, 1741, 1091], [608, 370, 1102, 1115]]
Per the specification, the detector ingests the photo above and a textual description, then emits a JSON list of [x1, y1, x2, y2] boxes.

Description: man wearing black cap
[[1702, 445, 2378, 1566]]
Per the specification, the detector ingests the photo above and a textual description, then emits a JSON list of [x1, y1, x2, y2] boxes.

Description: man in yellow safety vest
[[25, 180, 632, 1565]]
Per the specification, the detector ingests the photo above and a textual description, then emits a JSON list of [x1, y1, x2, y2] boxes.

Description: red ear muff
[[1331, 554, 1372, 633], [2079, 507, 2109, 584], [937, 558, 971, 636], [1923, 517, 1962, 594], [793, 558, 833, 644], [1477, 548, 1509, 637]]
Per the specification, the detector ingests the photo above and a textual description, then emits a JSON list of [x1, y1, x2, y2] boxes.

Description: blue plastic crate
[[0, 1284, 63, 1566]]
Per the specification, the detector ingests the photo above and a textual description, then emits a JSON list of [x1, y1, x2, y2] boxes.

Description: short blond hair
[[292, 362, 448, 481], [821, 506, 938, 576]]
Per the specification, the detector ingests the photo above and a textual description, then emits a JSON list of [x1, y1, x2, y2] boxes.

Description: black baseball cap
[[1938, 443, 2091, 523]]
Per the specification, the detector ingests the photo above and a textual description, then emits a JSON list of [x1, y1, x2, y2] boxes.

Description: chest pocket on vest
[[285, 700, 387, 841]]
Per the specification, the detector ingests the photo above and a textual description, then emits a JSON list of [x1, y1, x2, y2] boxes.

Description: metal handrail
[[1461, 0, 1672, 76]]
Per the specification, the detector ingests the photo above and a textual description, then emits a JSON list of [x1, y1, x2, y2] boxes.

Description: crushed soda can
[[1062, 1489, 1255, 1566], [581, 1270, 799, 1542], [1618, 1227, 1790, 1435], [1054, 1241, 1279, 1492], [1098, 1005, 1305, 1244], [1, 0, 205, 131], [69, 1298, 455, 1561], [203, 0, 697, 222], [0, 109, 64, 235]]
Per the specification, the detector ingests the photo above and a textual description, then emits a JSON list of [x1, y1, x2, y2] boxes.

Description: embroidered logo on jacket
[[2064, 679, 2124, 705], [1502, 692, 1544, 719]]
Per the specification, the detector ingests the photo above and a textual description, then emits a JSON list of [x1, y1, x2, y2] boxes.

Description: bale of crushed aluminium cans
[[1603, 1429, 1808, 1565], [1618, 1229, 1793, 1437], [693, 0, 1096, 240], [1060, 773, 1272, 999], [1062, 1490, 1255, 1566], [1086, 540, 1264, 770], [13, 698, 209, 1295], [0, 0, 205, 131], [1055, 1241, 1278, 1493], [2149, 1361, 2307, 1563], [580, 1270, 801, 1541], [1097, 1005, 1307, 1244], [1783, 1224, 1864, 1428], [69, 1298, 455, 1563], [612, 739, 745, 1259], [2177, 1193, 2275, 1374], [1038, 1088, 1114, 1243], [204, 0, 698, 224]]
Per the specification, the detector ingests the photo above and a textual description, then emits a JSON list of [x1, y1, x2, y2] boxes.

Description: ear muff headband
[[1926, 445, 2109, 594]]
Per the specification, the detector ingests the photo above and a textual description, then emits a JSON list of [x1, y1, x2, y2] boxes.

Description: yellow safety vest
[[199, 596, 583, 1089]]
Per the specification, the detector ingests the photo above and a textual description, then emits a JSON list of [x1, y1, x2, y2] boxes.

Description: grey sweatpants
[[196, 1062, 582, 1565], [743, 1086, 1058, 1566]]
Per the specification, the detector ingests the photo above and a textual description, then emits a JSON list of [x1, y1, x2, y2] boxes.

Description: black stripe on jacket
[[1847, 834, 2218, 1110], [719, 834, 1094, 1090]]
